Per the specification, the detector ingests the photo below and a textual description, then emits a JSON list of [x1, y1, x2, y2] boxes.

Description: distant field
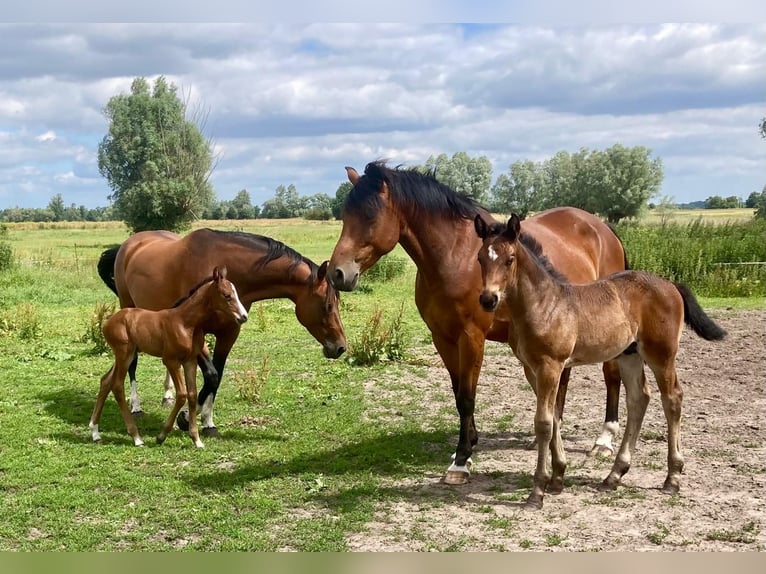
[[643, 207, 756, 224]]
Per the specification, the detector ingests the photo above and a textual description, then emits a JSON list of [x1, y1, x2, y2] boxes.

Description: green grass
[[0, 217, 761, 550]]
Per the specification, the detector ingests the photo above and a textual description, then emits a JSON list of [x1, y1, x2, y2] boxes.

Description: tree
[[97, 76, 214, 232], [332, 181, 353, 219], [47, 194, 65, 222], [231, 189, 255, 219], [490, 160, 544, 218], [745, 191, 763, 209], [423, 152, 493, 203]]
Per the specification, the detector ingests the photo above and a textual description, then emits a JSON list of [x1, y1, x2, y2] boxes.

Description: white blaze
[[488, 246, 499, 261]]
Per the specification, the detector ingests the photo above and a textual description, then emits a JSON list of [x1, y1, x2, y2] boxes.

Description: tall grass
[[616, 218, 766, 297]]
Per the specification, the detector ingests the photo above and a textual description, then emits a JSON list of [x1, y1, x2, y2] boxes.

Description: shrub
[[364, 255, 408, 283], [232, 356, 271, 404], [0, 241, 13, 271], [81, 301, 116, 354], [346, 303, 409, 366], [2, 303, 43, 340]]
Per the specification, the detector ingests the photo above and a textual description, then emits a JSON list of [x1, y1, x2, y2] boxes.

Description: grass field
[[0, 214, 763, 550]]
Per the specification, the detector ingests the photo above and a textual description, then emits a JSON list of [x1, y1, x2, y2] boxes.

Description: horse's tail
[[674, 283, 727, 341], [97, 246, 120, 296], [605, 222, 630, 271]]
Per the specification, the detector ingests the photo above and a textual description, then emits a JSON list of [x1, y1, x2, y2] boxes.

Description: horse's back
[[522, 207, 626, 283], [114, 230, 186, 310]]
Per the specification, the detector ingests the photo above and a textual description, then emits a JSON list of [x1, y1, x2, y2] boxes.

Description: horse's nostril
[[333, 268, 344, 284], [337, 346, 346, 356]]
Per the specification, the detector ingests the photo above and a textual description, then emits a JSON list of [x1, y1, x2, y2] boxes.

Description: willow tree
[[98, 76, 214, 232]]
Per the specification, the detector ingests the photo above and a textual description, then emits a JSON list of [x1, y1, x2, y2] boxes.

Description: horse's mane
[[344, 160, 484, 222], [208, 230, 320, 286], [484, 221, 569, 284], [172, 275, 214, 308], [518, 233, 569, 283]]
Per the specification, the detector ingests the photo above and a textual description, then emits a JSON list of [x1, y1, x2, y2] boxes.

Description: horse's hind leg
[[127, 353, 143, 416], [183, 361, 204, 448], [161, 370, 175, 407], [89, 365, 115, 442], [647, 357, 684, 494], [589, 359, 622, 457], [600, 353, 649, 490]]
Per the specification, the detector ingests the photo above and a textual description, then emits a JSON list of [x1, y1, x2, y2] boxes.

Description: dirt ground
[[346, 309, 765, 551]]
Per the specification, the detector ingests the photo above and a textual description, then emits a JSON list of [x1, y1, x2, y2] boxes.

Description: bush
[[232, 356, 271, 405], [346, 303, 409, 366], [0, 241, 13, 271], [0, 303, 42, 340], [364, 255, 408, 283], [81, 301, 116, 354], [616, 218, 766, 297]]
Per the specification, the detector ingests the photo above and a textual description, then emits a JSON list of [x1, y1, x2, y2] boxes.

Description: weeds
[[0, 302, 42, 340], [81, 300, 116, 354], [704, 521, 759, 544], [233, 355, 271, 404], [346, 303, 409, 366]]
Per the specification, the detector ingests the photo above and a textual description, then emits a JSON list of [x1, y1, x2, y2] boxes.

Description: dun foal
[[89, 266, 248, 448], [475, 214, 726, 509]]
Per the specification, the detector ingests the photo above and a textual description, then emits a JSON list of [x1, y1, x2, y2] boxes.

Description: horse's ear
[[505, 214, 521, 240], [317, 260, 328, 282], [474, 214, 489, 239], [345, 166, 360, 185], [213, 266, 227, 281]]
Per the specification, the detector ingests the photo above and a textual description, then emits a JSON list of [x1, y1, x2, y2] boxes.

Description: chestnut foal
[[89, 266, 248, 447]]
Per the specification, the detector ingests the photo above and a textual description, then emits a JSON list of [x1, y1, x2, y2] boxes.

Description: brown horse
[[327, 161, 627, 484], [97, 228, 346, 435], [89, 266, 249, 447], [475, 214, 726, 509]]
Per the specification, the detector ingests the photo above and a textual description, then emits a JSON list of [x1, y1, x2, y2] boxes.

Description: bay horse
[[475, 214, 726, 509], [328, 161, 628, 484], [97, 228, 346, 436], [89, 266, 249, 447]]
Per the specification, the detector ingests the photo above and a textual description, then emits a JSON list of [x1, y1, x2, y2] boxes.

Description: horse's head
[[328, 163, 401, 291], [474, 214, 522, 312], [294, 261, 347, 359], [210, 266, 249, 325]]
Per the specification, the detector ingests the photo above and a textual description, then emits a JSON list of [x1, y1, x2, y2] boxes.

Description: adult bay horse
[[90, 266, 248, 448], [97, 228, 347, 436], [475, 214, 726, 509], [327, 161, 627, 484]]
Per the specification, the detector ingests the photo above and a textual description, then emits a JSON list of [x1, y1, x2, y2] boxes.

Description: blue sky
[[0, 19, 764, 209]]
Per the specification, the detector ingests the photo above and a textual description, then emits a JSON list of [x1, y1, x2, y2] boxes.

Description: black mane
[[518, 233, 569, 283], [172, 275, 214, 308], [343, 160, 484, 222], [207, 230, 320, 286]]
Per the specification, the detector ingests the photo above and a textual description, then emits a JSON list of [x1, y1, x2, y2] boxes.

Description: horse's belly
[[566, 328, 635, 367]]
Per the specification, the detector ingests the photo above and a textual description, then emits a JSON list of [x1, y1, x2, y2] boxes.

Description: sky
[[1, 8, 764, 209]]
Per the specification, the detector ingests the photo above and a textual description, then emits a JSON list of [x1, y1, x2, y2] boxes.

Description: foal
[[89, 266, 248, 448], [475, 214, 726, 509]]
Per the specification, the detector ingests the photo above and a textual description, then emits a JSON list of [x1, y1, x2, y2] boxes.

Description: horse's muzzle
[[479, 291, 499, 312], [323, 343, 346, 359], [329, 265, 360, 292]]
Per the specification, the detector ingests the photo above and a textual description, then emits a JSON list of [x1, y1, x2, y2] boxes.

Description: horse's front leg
[[435, 331, 484, 485], [526, 360, 564, 510], [183, 360, 204, 448], [589, 359, 622, 457], [157, 362, 187, 445]]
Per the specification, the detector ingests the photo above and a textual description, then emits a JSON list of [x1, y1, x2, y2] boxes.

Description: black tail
[[674, 283, 727, 341], [97, 246, 120, 296]]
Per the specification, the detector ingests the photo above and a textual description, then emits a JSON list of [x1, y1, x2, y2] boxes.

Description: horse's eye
[[225, 294, 232, 301], [505, 257, 514, 267]]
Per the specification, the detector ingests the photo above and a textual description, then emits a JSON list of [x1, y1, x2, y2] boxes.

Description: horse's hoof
[[597, 478, 618, 492], [547, 479, 564, 495], [161, 397, 175, 408], [131, 410, 144, 418], [201, 427, 221, 438], [588, 444, 614, 458], [176, 411, 189, 431], [661, 480, 680, 495], [524, 497, 544, 511], [443, 470, 470, 485], [156, 435, 166, 445]]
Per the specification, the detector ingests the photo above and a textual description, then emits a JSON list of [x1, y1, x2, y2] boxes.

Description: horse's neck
[[398, 212, 479, 279], [237, 259, 313, 304], [171, 287, 212, 329], [508, 243, 568, 314]]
